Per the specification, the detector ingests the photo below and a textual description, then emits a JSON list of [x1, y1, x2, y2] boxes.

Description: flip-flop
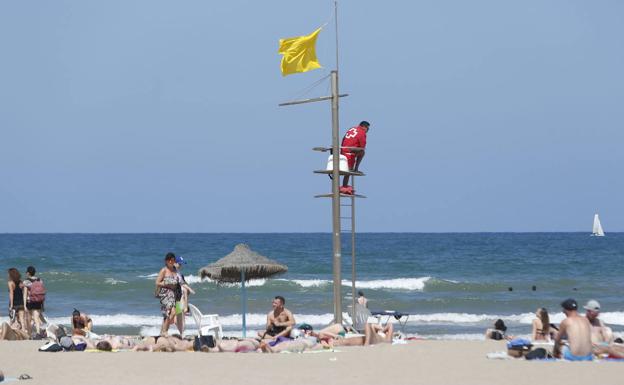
[[18, 374, 33, 380]]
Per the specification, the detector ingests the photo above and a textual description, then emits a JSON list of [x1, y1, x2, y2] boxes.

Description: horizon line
[[0, 231, 620, 235]]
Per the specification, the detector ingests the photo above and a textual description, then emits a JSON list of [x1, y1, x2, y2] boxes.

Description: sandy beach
[[1, 340, 622, 385]]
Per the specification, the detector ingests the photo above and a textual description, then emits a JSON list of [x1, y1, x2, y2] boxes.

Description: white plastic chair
[[187, 303, 222, 340]]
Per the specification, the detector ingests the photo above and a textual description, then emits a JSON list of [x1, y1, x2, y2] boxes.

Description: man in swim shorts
[[553, 298, 593, 361], [258, 296, 295, 341]]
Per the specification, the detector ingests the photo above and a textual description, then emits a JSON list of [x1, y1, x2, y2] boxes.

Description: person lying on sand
[[258, 296, 295, 341], [553, 298, 593, 361], [70, 335, 139, 350], [364, 322, 393, 345], [133, 335, 195, 352], [261, 337, 321, 353], [309, 323, 365, 348], [593, 338, 624, 359], [0, 320, 29, 341], [218, 338, 260, 353]]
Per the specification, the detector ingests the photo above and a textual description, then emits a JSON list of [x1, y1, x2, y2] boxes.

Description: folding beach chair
[[187, 303, 222, 340]]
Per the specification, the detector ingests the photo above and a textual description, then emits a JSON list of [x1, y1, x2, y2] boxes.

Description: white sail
[[592, 214, 605, 236]]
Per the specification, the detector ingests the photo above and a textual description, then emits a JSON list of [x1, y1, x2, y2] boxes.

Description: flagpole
[[330, 0, 343, 325]]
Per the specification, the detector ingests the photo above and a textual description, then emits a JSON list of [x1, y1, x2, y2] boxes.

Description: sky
[[1, 0, 623, 233]]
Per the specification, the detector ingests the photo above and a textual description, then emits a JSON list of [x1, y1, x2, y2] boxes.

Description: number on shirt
[[344, 128, 358, 139]]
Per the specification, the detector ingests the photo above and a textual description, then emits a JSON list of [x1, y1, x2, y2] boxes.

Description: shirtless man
[[71, 309, 93, 336], [553, 298, 593, 361], [258, 296, 295, 341], [583, 299, 613, 347]]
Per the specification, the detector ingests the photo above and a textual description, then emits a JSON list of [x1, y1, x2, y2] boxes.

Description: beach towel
[[268, 336, 292, 347]]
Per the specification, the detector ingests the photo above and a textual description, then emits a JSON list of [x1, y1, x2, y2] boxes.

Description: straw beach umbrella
[[199, 243, 288, 337]]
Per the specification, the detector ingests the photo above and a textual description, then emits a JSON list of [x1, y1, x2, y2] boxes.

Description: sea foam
[[138, 274, 433, 291]]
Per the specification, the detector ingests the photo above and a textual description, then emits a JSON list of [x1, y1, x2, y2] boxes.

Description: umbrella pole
[[241, 270, 247, 338]]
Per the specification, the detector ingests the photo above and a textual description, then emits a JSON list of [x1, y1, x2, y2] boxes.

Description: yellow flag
[[278, 28, 322, 76]]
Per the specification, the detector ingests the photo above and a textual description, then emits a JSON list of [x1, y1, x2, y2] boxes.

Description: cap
[[583, 299, 601, 312], [561, 298, 578, 311], [359, 121, 370, 127], [297, 323, 313, 331], [175, 255, 187, 265]]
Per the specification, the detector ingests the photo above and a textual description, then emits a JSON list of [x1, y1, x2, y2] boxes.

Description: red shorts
[[343, 152, 356, 170]]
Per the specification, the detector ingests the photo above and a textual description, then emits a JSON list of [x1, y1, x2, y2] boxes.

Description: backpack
[[29, 279, 46, 303], [525, 347, 552, 360]]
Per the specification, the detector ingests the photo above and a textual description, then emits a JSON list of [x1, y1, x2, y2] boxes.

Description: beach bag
[[507, 338, 533, 358], [39, 341, 63, 352], [525, 348, 551, 360], [193, 335, 215, 351], [28, 279, 46, 303], [60, 336, 76, 351]]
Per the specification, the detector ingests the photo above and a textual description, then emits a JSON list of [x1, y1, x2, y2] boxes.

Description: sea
[[1, 233, 623, 340]]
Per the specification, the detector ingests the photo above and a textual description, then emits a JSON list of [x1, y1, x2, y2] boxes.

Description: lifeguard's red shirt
[[340, 125, 367, 155]]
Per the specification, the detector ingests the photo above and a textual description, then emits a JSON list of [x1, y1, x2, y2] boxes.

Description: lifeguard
[[340, 121, 370, 193]]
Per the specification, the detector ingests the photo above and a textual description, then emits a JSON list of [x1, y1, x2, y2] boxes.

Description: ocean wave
[[138, 273, 267, 287], [137, 274, 433, 291], [279, 277, 432, 291], [283, 279, 330, 288], [347, 277, 431, 291], [137, 273, 158, 278], [104, 278, 128, 285], [10, 312, 336, 328], [3, 311, 623, 331]]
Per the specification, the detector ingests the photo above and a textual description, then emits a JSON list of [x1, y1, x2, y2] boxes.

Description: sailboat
[[592, 214, 605, 237]]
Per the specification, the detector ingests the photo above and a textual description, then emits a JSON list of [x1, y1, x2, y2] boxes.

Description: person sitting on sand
[[485, 319, 510, 341], [583, 299, 613, 347], [0, 320, 29, 341], [258, 296, 295, 341], [553, 298, 593, 361], [531, 308, 551, 341], [71, 309, 93, 336]]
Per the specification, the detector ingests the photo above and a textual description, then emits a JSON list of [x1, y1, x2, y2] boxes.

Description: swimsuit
[[562, 346, 593, 361], [159, 275, 179, 318], [10, 283, 24, 310], [266, 325, 287, 337]]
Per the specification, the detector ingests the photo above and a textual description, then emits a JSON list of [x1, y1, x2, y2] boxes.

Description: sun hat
[[583, 299, 601, 312], [561, 298, 578, 311]]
